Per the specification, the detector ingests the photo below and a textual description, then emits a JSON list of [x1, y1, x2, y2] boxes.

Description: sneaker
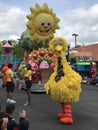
[[10, 100, 16, 104], [24, 102, 30, 106], [6, 98, 11, 103]]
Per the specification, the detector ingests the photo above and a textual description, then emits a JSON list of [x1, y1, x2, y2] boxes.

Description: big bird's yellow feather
[[45, 37, 81, 103]]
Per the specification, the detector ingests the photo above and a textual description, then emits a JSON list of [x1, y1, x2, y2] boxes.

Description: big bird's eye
[[41, 22, 45, 26], [53, 42, 57, 46], [48, 22, 50, 25]]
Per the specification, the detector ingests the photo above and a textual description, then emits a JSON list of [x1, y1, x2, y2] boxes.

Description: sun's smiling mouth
[[39, 29, 50, 35]]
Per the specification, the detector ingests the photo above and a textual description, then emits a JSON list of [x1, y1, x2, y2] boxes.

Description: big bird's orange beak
[[55, 45, 63, 51]]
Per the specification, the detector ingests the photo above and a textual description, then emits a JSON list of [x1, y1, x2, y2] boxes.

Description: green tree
[[20, 29, 49, 51], [13, 42, 25, 61]]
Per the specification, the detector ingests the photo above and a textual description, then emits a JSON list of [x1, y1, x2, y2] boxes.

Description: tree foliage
[[20, 29, 49, 51], [13, 42, 25, 61]]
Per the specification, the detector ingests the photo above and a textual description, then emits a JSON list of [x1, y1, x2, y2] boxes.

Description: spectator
[[1, 62, 8, 88], [90, 64, 97, 78], [0, 117, 8, 130], [88, 64, 97, 84], [6, 63, 16, 104], [24, 64, 32, 106], [0, 104, 29, 130]]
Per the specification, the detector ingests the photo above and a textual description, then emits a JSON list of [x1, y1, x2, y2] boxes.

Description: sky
[[0, 0, 98, 47]]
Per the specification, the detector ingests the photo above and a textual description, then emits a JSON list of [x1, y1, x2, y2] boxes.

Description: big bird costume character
[[45, 37, 81, 124]]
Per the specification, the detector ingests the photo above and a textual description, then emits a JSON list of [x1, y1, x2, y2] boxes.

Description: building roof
[[70, 52, 92, 57], [71, 43, 98, 62], [1, 42, 13, 48]]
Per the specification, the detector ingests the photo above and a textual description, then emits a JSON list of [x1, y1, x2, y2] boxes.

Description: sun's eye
[[48, 22, 50, 25], [59, 42, 63, 45], [41, 22, 45, 26]]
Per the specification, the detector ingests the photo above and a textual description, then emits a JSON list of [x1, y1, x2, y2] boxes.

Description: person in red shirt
[[89, 64, 97, 84], [1, 61, 8, 88], [91, 65, 97, 76]]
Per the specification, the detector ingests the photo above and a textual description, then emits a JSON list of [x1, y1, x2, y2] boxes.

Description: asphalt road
[[0, 79, 98, 130]]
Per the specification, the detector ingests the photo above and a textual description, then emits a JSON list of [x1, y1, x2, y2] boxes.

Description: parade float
[[17, 47, 56, 92], [17, 3, 60, 92]]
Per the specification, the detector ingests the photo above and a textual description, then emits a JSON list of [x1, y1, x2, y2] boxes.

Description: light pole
[[67, 44, 70, 62], [72, 33, 78, 47]]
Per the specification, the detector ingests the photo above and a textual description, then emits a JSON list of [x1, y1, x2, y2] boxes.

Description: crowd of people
[[0, 61, 33, 130], [1, 61, 32, 105], [0, 104, 29, 130]]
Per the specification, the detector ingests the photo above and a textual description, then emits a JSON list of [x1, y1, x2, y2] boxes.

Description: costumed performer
[[45, 37, 81, 124]]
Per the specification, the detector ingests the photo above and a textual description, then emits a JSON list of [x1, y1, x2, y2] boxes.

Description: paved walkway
[[0, 80, 98, 130]]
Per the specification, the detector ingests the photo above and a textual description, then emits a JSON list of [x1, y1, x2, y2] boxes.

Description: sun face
[[26, 3, 60, 43]]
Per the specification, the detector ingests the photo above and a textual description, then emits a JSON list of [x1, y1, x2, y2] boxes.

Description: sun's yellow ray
[[26, 3, 60, 43]]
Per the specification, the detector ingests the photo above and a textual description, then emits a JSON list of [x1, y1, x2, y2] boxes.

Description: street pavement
[[0, 78, 98, 130]]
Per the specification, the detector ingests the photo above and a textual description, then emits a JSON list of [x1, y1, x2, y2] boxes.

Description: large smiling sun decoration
[[26, 3, 60, 43]]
